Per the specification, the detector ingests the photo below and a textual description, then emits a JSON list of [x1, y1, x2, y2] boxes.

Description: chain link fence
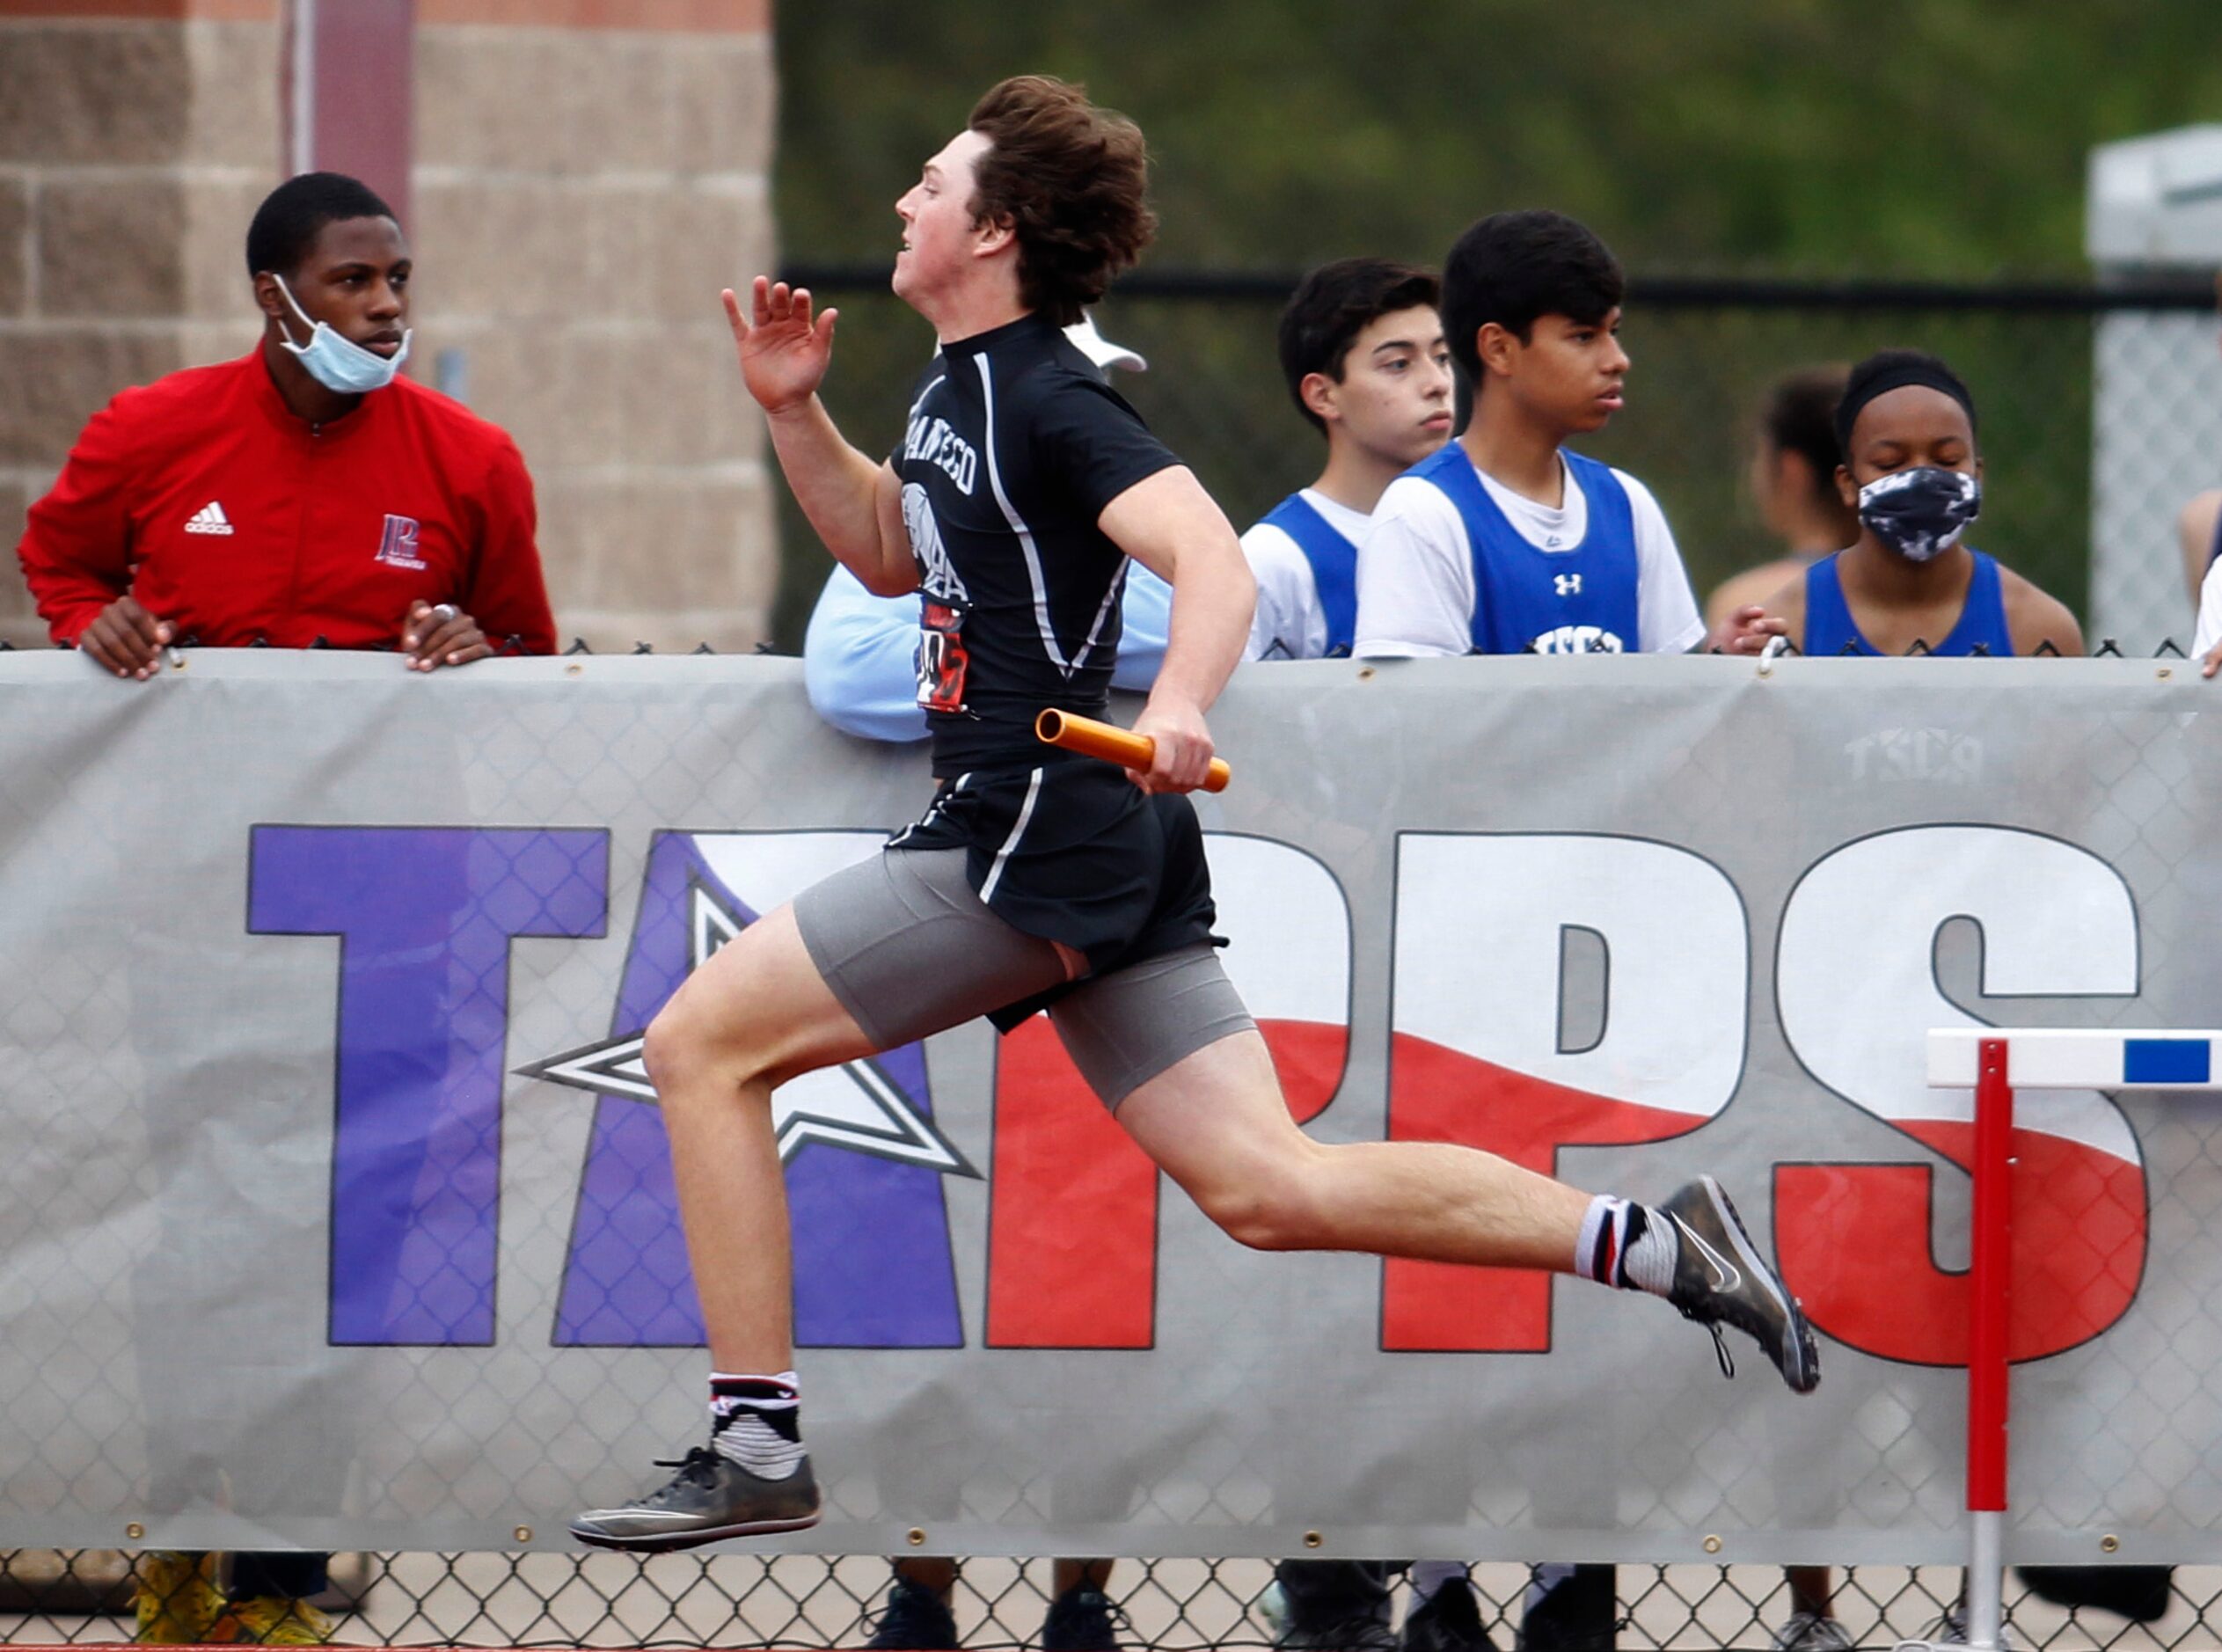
[[766, 269, 2222, 657], [11, 1552, 2222, 1649], [2093, 303, 2222, 650]]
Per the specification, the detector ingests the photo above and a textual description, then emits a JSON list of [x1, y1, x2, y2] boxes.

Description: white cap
[[1063, 311, 1148, 373]]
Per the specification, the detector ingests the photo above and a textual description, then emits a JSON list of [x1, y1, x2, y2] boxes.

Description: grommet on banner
[[565, 663, 583, 677], [1302, 1531, 1323, 1549], [2101, 1533, 2121, 1553], [514, 1526, 533, 1544], [1702, 1534, 1722, 1554], [907, 1527, 927, 1547], [125, 1522, 144, 1541]]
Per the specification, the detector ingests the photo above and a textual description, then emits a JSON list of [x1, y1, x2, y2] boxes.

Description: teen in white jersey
[[1240, 259, 1452, 659], [1245, 259, 1461, 1652], [1353, 211, 1703, 659]]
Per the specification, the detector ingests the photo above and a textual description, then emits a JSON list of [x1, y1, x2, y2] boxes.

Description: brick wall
[[0, 0, 778, 652]]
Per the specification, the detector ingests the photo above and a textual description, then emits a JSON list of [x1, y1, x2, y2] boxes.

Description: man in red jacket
[[18, 170, 557, 676], [17, 170, 559, 1648]]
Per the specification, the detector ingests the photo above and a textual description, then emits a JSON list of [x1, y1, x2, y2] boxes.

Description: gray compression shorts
[[793, 847, 1256, 1108]]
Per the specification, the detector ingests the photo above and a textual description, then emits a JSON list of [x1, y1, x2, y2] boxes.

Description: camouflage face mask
[[1856, 466, 1982, 563]]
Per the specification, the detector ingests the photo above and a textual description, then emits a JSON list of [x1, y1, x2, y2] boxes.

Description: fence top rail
[[780, 263, 2222, 314], [1928, 1027, 2222, 1091], [0, 649, 2211, 687]]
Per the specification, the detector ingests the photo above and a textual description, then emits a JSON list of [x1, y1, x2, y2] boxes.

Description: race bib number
[[916, 599, 972, 713]]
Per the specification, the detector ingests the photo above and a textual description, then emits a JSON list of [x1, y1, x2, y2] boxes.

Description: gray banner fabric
[[0, 650, 2216, 1565]]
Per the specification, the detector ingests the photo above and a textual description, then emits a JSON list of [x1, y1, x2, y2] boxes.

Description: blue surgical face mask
[[1857, 465, 1981, 563], [272, 273, 410, 394]]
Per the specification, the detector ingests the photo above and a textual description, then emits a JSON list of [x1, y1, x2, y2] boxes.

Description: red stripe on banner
[[1379, 1033, 1706, 1352], [984, 1016, 1348, 1349], [1772, 1121, 2145, 1368]]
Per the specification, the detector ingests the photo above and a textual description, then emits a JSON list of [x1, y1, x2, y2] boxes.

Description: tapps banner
[[1, 650, 2218, 1564]]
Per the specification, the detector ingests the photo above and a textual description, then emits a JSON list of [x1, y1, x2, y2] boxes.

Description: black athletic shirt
[[889, 312, 1180, 777]]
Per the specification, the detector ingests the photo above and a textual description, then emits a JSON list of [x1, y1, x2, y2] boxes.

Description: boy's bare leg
[[571, 903, 878, 1551], [1113, 1028, 1590, 1268], [1115, 1029, 1818, 1391], [644, 902, 880, 1371]]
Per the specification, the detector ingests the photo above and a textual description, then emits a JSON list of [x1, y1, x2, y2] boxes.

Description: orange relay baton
[[1035, 709, 1232, 793]]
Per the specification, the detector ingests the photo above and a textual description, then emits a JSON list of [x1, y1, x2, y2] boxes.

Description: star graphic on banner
[[517, 879, 978, 1178]]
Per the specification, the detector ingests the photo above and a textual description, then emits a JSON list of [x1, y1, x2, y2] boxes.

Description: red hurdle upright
[[1924, 1023, 2222, 1651], [1960, 1035, 2013, 1652]]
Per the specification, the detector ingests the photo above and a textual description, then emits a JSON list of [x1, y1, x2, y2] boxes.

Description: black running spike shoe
[[570, 1444, 821, 1551], [1660, 1176, 1821, 1394], [866, 1579, 961, 1650]]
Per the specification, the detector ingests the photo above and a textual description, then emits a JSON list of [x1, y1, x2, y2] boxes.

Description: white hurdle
[[1910, 1027, 2222, 1652]]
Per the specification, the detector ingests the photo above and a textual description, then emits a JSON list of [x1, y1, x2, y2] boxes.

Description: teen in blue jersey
[[1353, 211, 1702, 660], [1344, 212, 1704, 1652], [1239, 259, 1473, 1652], [1722, 351, 2080, 658], [1240, 259, 1453, 660]]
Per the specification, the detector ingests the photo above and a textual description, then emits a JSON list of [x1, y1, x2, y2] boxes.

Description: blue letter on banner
[[249, 826, 610, 1345]]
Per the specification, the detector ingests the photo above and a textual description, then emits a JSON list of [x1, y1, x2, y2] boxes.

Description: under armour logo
[[1554, 572, 1582, 597]]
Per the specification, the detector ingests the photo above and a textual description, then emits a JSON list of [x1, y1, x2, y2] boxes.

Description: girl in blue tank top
[[1729, 349, 2083, 659]]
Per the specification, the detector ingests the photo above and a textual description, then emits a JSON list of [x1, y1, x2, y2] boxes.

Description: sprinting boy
[[570, 88, 1816, 1556]]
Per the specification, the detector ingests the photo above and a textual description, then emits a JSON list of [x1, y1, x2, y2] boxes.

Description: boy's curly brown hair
[[967, 77, 1157, 326]]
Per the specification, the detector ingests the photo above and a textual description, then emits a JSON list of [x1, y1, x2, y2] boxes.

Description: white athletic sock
[[1409, 1561, 1466, 1605], [1574, 1195, 1678, 1297], [1621, 1210, 1679, 1297], [708, 1371, 806, 1480]]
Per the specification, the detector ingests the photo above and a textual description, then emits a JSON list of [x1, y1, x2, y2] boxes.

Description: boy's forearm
[[766, 398, 903, 588], [1147, 549, 1254, 714]]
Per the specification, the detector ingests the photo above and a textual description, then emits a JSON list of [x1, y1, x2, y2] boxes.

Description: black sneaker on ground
[[1404, 1582, 1496, 1652], [865, 1578, 961, 1650], [1517, 1565, 1618, 1652], [1659, 1176, 1821, 1394], [569, 1444, 820, 1551], [1042, 1585, 1123, 1652], [1271, 1560, 1400, 1652], [2015, 1565, 2174, 1624], [1277, 1607, 1398, 1652]]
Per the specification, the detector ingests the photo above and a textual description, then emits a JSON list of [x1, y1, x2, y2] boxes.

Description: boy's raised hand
[[725, 277, 840, 416]]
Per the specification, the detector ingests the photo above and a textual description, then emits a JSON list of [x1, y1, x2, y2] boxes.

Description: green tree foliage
[[764, 3, 2222, 647], [778, 1, 2222, 278]]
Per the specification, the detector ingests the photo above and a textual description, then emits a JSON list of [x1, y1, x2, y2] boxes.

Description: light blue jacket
[[802, 563, 1174, 743]]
